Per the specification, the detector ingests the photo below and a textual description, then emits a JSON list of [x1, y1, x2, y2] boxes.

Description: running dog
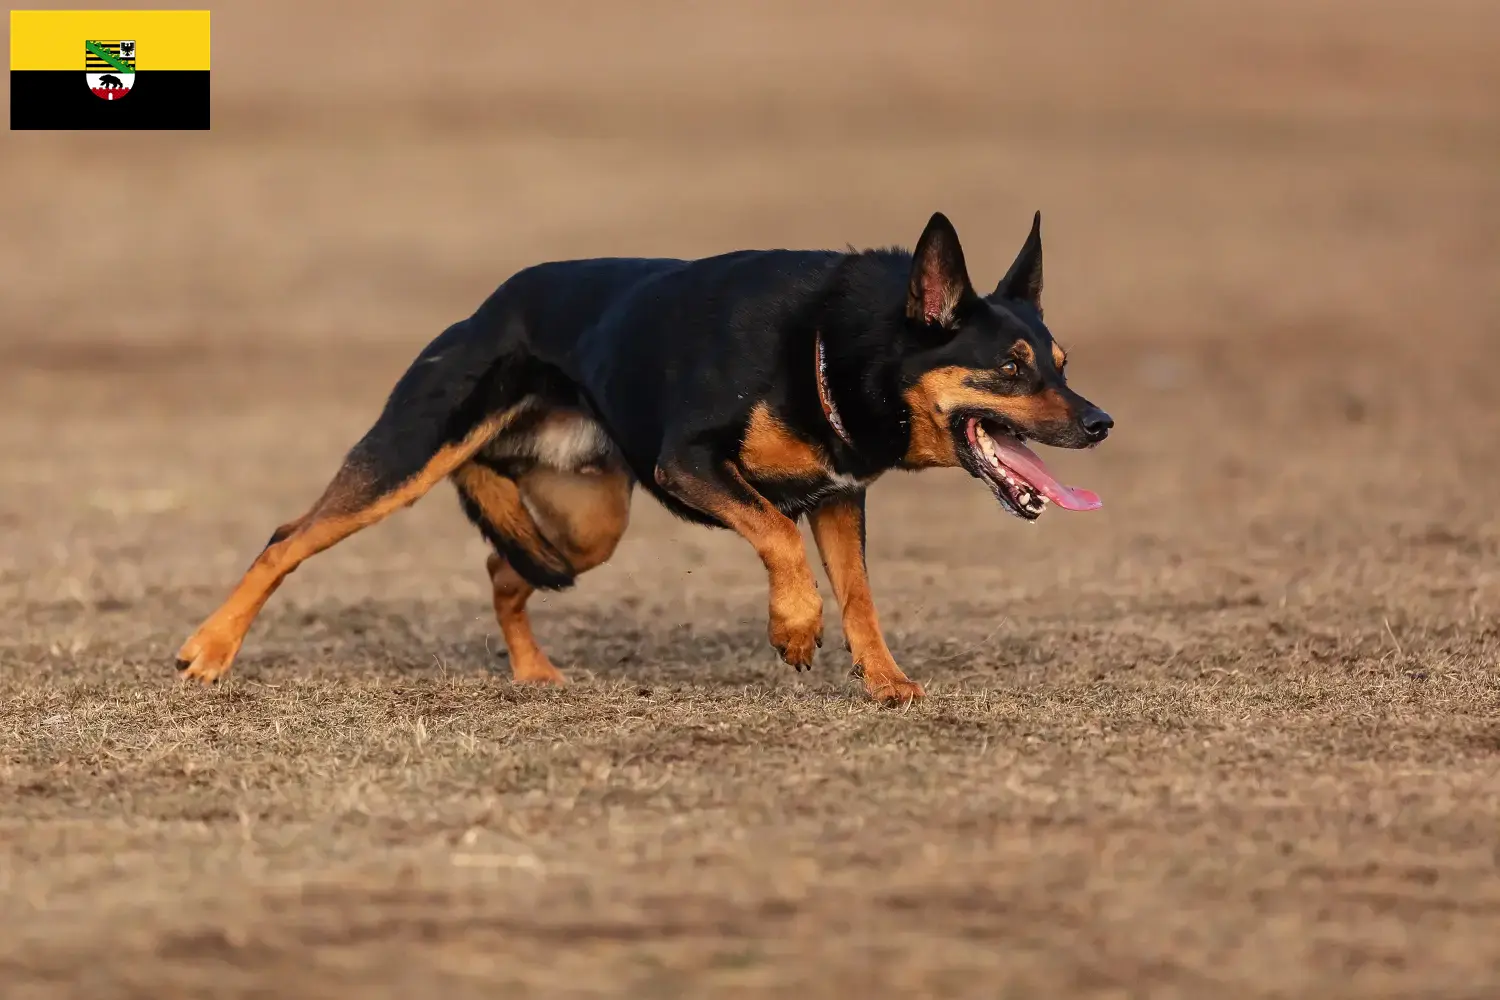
[[176, 211, 1112, 705]]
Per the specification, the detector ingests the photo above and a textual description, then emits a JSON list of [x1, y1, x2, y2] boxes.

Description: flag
[[10, 10, 210, 129]]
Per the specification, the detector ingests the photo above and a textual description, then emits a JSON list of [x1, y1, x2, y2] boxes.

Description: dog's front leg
[[808, 494, 925, 706], [654, 452, 823, 669]]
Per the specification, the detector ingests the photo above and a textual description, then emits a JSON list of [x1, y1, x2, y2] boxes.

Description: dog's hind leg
[[175, 413, 512, 684], [175, 317, 532, 684], [455, 461, 633, 684], [485, 552, 565, 685]]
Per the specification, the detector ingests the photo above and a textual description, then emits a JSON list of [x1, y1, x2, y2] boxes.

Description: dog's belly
[[480, 406, 622, 474]]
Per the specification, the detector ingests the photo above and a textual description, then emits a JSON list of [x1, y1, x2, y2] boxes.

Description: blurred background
[[4, 0, 1496, 602], [4, 0, 1498, 621], [2, 2, 1499, 995]]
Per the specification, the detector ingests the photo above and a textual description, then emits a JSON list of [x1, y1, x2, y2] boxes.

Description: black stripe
[[10, 70, 209, 130]]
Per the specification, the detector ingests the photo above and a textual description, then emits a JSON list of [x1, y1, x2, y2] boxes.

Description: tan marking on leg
[[266, 514, 308, 545], [486, 552, 566, 685], [656, 460, 823, 668], [450, 462, 573, 580], [176, 414, 512, 685], [808, 498, 924, 706], [517, 465, 632, 571], [470, 466, 632, 684], [739, 403, 829, 480]]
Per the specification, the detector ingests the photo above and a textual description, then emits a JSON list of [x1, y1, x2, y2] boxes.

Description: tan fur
[[654, 460, 822, 667], [901, 366, 1073, 468], [450, 463, 573, 581], [458, 462, 632, 684], [176, 413, 514, 684], [987, 388, 1074, 427], [486, 553, 566, 685], [900, 368, 969, 467], [807, 498, 924, 705], [518, 466, 632, 570], [739, 403, 829, 479]]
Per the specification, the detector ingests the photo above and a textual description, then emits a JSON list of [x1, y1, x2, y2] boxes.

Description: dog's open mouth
[[960, 417, 1103, 521]]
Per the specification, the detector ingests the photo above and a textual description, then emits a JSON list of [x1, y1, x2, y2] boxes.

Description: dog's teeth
[[1018, 491, 1032, 505]]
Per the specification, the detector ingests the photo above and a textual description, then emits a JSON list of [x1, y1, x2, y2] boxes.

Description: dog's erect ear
[[906, 212, 973, 328], [994, 211, 1043, 316]]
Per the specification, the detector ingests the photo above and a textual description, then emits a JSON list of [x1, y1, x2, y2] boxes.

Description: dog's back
[[514, 252, 842, 433]]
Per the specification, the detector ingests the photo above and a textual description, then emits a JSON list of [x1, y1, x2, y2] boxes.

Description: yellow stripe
[[10, 10, 210, 71]]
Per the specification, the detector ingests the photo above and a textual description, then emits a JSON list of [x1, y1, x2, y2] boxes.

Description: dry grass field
[[3, 1, 1500, 996]]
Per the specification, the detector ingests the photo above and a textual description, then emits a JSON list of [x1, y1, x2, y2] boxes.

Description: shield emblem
[[85, 40, 136, 101]]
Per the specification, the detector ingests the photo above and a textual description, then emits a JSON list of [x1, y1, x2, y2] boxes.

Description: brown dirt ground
[[3, 1, 1500, 996]]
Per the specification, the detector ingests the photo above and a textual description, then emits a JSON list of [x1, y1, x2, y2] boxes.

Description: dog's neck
[[814, 332, 853, 448], [808, 253, 924, 474]]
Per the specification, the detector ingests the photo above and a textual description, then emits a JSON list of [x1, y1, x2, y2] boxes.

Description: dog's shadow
[[238, 597, 1047, 693], [240, 598, 817, 689]]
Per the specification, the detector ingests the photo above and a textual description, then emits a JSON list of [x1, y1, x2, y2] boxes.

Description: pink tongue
[[987, 432, 1102, 512]]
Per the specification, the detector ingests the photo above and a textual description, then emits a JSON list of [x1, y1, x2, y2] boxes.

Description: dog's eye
[[999, 360, 1019, 377]]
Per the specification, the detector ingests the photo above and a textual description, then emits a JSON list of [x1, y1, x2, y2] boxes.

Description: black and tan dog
[[176, 212, 1111, 705]]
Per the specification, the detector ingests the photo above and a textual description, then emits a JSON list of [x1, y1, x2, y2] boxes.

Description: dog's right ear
[[906, 212, 973, 328]]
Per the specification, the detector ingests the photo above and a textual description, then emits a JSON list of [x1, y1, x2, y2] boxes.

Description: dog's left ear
[[994, 211, 1043, 316], [907, 212, 974, 328]]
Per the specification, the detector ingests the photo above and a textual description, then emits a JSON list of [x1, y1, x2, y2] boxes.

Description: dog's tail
[[334, 296, 592, 593], [342, 310, 536, 493]]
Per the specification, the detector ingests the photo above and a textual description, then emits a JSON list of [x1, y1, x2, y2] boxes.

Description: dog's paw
[[858, 660, 925, 707], [510, 655, 569, 686], [866, 677, 925, 707], [768, 596, 823, 671], [174, 628, 243, 685]]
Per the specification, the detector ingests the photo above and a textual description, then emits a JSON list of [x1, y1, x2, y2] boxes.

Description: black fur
[[354, 212, 1111, 580]]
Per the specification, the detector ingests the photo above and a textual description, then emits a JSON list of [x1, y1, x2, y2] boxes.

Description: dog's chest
[[750, 466, 879, 515], [738, 403, 877, 510]]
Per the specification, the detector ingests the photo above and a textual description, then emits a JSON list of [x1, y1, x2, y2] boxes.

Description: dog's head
[[898, 211, 1111, 520]]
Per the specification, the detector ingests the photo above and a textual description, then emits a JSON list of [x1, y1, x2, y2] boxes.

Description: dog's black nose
[[1081, 408, 1113, 442]]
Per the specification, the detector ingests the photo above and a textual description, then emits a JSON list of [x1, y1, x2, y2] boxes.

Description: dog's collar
[[815, 332, 853, 448]]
